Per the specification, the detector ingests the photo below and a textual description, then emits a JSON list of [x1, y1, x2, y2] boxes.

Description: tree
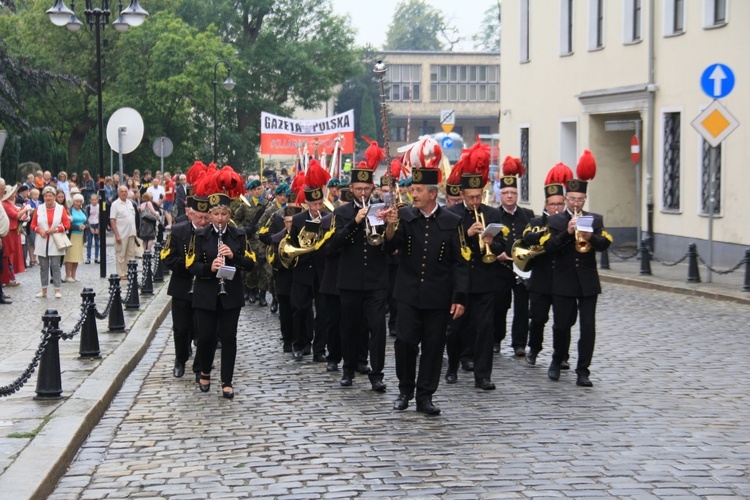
[[473, 1, 501, 52], [358, 92, 377, 151], [384, 0, 458, 51]]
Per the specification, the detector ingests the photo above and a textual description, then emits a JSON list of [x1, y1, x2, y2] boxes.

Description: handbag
[[52, 231, 73, 250]]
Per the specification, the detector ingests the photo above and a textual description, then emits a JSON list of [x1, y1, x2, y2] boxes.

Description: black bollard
[[600, 248, 610, 269], [687, 243, 701, 283], [153, 242, 165, 282], [35, 309, 64, 400], [639, 242, 652, 276], [125, 259, 140, 310], [79, 288, 101, 359], [744, 249, 750, 292], [141, 250, 154, 295], [108, 274, 126, 332]]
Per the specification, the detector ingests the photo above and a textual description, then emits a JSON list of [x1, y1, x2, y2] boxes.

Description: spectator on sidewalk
[[138, 192, 159, 252], [84, 194, 101, 264], [31, 186, 70, 299], [110, 185, 138, 279], [0, 192, 10, 304], [1, 181, 32, 288], [64, 194, 86, 282]]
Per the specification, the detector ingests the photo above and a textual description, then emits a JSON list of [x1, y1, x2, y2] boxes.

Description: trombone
[[474, 208, 497, 264]]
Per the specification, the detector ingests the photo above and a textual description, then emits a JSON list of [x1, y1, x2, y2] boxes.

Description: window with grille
[[385, 65, 421, 102], [429, 65, 499, 103], [700, 140, 721, 214], [520, 128, 530, 202], [662, 112, 681, 210]]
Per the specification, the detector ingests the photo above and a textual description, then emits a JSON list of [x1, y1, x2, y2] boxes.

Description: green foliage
[[358, 92, 377, 151], [334, 47, 383, 151], [473, 1, 501, 52], [385, 0, 450, 51], [0, 134, 21, 182]]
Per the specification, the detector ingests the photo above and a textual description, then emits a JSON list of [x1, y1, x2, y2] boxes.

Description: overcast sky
[[329, 0, 498, 51]]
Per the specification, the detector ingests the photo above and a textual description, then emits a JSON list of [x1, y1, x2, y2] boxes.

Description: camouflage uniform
[[257, 201, 287, 299], [233, 197, 272, 292]]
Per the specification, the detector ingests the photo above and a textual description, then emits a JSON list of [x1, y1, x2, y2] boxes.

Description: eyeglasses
[[566, 197, 586, 204], [351, 186, 372, 193]]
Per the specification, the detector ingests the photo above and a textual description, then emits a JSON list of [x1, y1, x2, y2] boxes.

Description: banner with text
[[260, 110, 355, 156]]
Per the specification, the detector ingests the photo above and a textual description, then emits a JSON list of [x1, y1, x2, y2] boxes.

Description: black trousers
[[291, 282, 326, 356], [321, 293, 342, 363], [528, 291, 572, 358], [277, 293, 293, 349], [171, 297, 194, 365], [194, 305, 240, 386], [494, 281, 530, 349], [552, 295, 597, 376], [395, 302, 449, 402], [387, 262, 398, 333], [448, 291, 495, 380], [340, 288, 387, 381]]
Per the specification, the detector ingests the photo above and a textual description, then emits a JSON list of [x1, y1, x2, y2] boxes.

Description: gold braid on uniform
[[602, 229, 613, 243], [313, 215, 336, 251], [160, 233, 172, 259], [458, 225, 472, 261], [185, 234, 196, 268], [258, 217, 272, 235], [244, 234, 257, 262], [501, 226, 510, 238]]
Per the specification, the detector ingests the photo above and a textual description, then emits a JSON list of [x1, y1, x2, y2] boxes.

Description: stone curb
[[600, 273, 750, 306], [0, 285, 172, 500]]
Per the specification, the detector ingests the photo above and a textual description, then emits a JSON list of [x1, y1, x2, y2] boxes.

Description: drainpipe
[[645, 0, 656, 250]]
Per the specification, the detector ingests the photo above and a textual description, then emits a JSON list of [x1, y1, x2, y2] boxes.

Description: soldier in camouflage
[[257, 183, 290, 313], [233, 179, 272, 306]]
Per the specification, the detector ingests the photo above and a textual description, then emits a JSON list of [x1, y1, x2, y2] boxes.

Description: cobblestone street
[[50, 283, 750, 498]]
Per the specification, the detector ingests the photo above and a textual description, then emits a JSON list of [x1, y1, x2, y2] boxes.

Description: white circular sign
[[152, 137, 173, 158], [106, 107, 144, 154]]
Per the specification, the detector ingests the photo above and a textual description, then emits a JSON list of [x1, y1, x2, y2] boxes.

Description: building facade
[[501, 0, 748, 266]]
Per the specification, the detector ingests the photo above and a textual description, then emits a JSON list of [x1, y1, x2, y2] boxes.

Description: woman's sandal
[[199, 373, 211, 393], [221, 383, 234, 399]]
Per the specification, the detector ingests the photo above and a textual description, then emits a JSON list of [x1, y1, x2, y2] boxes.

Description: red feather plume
[[305, 158, 330, 189], [362, 138, 385, 170], [502, 156, 525, 177], [193, 168, 220, 197], [576, 150, 597, 181], [217, 165, 245, 198], [390, 158, 403, 180], [447, 155, 467, 185], [466, 142, 491, 186], [290, 170, 307, 194], [545, 162, 574, 185], [186, 160, 207, 186]]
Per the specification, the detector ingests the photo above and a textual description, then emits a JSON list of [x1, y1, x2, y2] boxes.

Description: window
[[418, 125, 435, 135], [662, 112, 681, 210], [588, 0, 605, 50], [664, 0, 686, 36], [700, 141, 722, 214], [703, 0, 728, 28], [476, 126, 491, 136], [520, 127, 530, 202], [623, 0, 642, 43], [390, 126, 407, 142], [429, 65, 500, 103], [559, 0, 574, 55], [520, 0, 530, 62], [384, 64, 421, 102]]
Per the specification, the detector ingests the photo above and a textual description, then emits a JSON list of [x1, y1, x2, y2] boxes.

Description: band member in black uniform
[[189, 191, 256, 399], [523, 163, 573, 366], [494, 156, 535, 357], [330, 163, 390, 392], [161, 195, 211, 380], [288, 161, 331, 362], [380, 176, 400, 338], [319, 206, 342, 372], [543, 151, 612, 387], [445, 146, 507, 390], [267, 205, 301, 353], [384, 165, 469, 416]]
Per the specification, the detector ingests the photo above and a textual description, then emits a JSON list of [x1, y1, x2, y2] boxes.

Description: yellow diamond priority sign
[[691, 101, 739, 148]]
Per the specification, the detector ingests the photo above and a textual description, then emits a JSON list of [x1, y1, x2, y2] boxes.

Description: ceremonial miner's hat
[[567, 150, 597, 195], [460, 140, 491, 190], [303, 159, 330, 202], [544, 162, 574, 199], [499, 156, 525, 189]]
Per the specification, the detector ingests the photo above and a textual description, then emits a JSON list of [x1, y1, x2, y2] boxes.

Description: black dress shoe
[[292, 350, 304, 361], [340, 374, 353, 386], [173, 362, 185, 378], [371, 380, 387, 392], [474, 378, 496, 390], [303, 345, 312, 355], [416, 399, 441, 416], [222, 383, 234, 399], [525, 350, 538, 365], [270, 300, 278, 313], [461, 360, 474, 372], [445, 371, 458, 384], [199, 373, 211, 392], [248, 290, 257, 304], [576, 374, 593, 387], [326, 362, 339, 372], [560, 360, 571, 370], [0, 298, 12, 305], [514, 347, 526, 357], [283, 343, 292, 353], [356, 363, 371, 374], [258, 294, 268, 307], [548, 363, 561, 381], [492, 343, 500, 353], [313, 354, 327, 362], [393, 394, 410, 411]]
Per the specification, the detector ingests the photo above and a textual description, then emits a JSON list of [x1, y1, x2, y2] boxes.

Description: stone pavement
[[0, 243, 748, 498]]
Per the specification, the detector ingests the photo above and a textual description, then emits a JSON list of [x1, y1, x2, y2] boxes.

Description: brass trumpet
[[474, 208, 497, 264], [573, 209, 592, 253], [217, 223, 228, 296], [362, 196, 383, 246]]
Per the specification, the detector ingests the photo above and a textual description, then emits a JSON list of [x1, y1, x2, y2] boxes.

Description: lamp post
[[213, 59, 235, 164], [47, 0, 148, 278]]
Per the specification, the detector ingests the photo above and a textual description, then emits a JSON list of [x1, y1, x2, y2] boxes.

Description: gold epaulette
[[314, 218, 336, 251], [160, 233, 172, 260], [602, 230, 613, 243], [185, 234, 196, 268], [244, 235, 257, 262], [457, 226, 471, 261], [539, 233, 551, 245], [501, 226, 510, 238]]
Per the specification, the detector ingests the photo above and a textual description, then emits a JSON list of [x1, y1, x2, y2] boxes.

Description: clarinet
[[217, 223, 228, 296]]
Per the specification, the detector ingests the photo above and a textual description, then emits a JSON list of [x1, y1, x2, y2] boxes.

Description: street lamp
[[47, 0, 148, 279], [213, 59, 235, 164]]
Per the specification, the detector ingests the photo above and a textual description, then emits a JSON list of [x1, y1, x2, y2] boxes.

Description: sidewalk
[[0, 242, 747, 498]]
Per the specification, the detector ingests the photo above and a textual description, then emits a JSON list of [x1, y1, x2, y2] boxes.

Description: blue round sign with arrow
[[441, 136, 453, 149], [701, 63, 735, 99]]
